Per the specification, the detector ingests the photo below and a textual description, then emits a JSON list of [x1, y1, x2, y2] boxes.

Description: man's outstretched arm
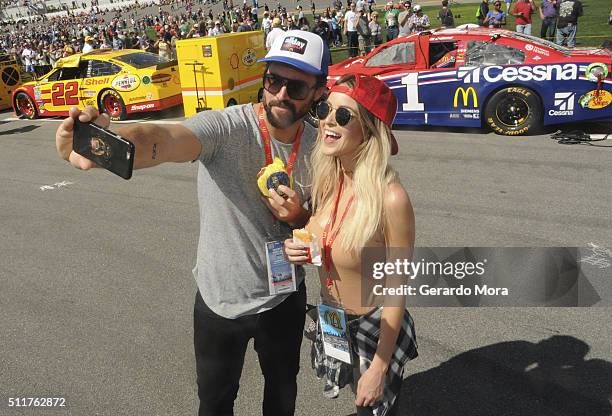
[[56, 106, 202, 170]]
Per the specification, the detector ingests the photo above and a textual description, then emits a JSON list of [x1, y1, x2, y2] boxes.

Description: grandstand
[[1, 0, 145, 21]]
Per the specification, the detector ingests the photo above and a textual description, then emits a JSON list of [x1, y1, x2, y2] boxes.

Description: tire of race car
[[484, 87, 542, 136], [98, 89, 127, 121], [257, 88, 264, 103], [14, 92, 37, 120], [227, 98, 237, 107]]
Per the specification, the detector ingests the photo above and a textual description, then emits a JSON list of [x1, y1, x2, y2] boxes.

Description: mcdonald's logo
[[453, 87, 478, 108]]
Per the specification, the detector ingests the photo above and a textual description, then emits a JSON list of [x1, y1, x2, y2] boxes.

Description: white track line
[[1, 117, 184, 124]]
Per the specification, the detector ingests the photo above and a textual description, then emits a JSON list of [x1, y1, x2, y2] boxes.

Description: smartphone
[[73, 119, 135, 180]]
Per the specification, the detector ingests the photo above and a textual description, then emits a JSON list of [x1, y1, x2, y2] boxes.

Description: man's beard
[[264, 98, 311, 129]]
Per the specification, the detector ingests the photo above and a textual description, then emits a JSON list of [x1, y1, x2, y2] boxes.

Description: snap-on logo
[[130, 103, 155, 111], [280, 36, 307, 55]]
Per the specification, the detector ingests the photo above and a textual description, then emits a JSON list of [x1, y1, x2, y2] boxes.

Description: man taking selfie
[[55, 30, 329, 416]]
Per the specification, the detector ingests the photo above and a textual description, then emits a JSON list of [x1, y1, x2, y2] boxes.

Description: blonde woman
[[285, 74, 417, 416]]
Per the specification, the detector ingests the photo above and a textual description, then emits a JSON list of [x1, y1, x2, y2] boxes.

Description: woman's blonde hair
[[311, 74, 398, 253]]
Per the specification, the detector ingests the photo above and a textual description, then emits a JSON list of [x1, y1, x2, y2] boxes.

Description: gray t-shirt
[[183, 104, 316, 318]]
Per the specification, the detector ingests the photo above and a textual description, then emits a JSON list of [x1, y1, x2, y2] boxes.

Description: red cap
[[328, 74, 399, 155]]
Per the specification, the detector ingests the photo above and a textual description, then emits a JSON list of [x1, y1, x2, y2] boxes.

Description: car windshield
[[113, 52, 169, 68], [507, 32, 570, 54], [365, 42, 415, 67]]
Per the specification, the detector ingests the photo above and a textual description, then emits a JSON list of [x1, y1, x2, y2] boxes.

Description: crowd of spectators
[[0, 0, 607, 77], [476, 0, 587, 48]]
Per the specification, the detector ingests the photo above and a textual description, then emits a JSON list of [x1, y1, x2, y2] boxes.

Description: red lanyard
[[321, 174, 354, 288], [258, 105, 302, 176]]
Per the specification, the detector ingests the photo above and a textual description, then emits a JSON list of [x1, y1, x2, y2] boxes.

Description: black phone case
[[73, 120, 135, 180]]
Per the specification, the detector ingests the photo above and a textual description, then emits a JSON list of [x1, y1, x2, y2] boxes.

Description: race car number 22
[[51, 81, 79, 106]]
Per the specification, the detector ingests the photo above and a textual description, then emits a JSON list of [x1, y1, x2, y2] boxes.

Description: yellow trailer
[[176, 31, 266, 117], [0, 54, 22, 111]]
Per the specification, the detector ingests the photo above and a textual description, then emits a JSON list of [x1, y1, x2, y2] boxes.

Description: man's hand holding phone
[[56, 106, 110, 170], [56, 106, 135, 179]]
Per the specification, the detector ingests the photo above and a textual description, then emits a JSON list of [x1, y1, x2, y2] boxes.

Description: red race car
[[328, 28, 612, 135]]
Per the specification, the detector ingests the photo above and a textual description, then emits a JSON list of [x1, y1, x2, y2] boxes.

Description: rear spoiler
[[156, 59, 178, 70]]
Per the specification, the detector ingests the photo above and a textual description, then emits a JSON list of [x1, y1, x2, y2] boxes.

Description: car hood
[[328, 57, 403, 81]]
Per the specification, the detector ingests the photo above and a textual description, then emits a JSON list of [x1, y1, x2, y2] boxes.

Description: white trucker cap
[[259, 30, 330, 77]]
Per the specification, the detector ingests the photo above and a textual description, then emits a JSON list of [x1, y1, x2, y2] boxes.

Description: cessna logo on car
[[550, 92, 575, 116], [458, 64, 579, 83]]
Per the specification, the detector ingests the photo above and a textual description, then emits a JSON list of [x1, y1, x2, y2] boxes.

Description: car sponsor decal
[[415, 64, 583, 87], [111, 74, 141, 92], [128, 95, 147, 102], [579, 90, 611, 110], [130, 103, 155, 111], [585, 63, 608, 82], [453, 87, 478, 108], [241, 48, 257, 66], [82, 90, 96, 97], [33, 86, 42, 100], [83, 77, 110, 86], [550, 92, 575, 116], [524, 44, 550, 56], [142, 76, 151, 85], [458, 64, 579, 83]]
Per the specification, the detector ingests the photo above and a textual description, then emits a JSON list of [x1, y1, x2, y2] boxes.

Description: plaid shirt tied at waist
[[305, 306, 418, 416]]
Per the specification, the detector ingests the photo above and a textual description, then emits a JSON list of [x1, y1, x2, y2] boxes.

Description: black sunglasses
[[315, 101, 357, 127], [263, 73, 316, 100]]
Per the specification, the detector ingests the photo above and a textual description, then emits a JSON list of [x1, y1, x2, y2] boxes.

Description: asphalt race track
[[1, 108, 611, 415]]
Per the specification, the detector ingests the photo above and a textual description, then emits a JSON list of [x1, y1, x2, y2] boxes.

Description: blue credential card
[[265, 240, 297, 295], [318, 304, 352, 364]]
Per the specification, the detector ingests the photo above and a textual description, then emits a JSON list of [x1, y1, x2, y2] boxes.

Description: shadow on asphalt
[[0, 124, 40, 135], [393, 120, 612, 137], [399, 335, 612, 416], [393, 125, 486, 135]]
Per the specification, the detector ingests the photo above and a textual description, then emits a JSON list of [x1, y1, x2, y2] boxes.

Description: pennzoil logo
[[453, 87, 478, 108], [280, 36, 307, 55], [111, 74, 140, 92]]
